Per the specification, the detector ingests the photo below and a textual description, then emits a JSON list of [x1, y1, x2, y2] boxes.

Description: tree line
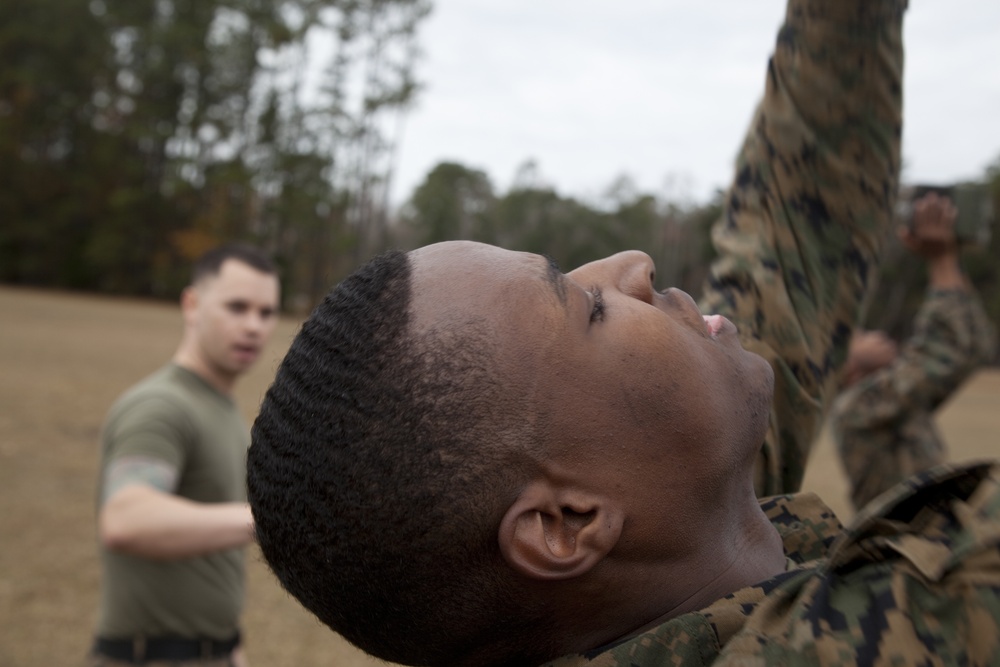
[[401, 158, 1000, 359], [399, 161, 722, 303], [1, 0, 429, 309]]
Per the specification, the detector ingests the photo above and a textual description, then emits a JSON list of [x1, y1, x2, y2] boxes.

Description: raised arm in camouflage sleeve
[[698, 0, 906, 496], [831, 287, 998, 509]]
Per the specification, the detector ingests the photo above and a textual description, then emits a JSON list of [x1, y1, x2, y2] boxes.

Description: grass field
[[1, 285, 997, 666]]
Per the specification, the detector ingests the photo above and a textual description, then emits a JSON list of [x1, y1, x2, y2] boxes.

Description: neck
[[172, 349, 236, 396], [654, 496, 785, 618], [565, 483, 785, 656]]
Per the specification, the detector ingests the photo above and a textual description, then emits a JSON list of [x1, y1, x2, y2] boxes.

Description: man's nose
[[572, 250, 656, 303], [244, 312, 267, 336]]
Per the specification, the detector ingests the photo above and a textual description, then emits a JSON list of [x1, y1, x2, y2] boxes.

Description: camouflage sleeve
[[698, 0, 906, 496], [902, 288, 998, 409], [830, 288, 998, 509], [715, 461, 1000, 667]]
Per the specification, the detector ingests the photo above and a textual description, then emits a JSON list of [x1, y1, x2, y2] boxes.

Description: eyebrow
[[542, 255, 568, 306]]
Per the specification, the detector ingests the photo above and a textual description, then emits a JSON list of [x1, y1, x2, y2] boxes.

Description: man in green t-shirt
[[91, 243, 280, 667]]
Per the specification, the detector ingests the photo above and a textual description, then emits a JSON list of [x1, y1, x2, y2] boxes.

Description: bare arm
[[99, 456, 254, 560]]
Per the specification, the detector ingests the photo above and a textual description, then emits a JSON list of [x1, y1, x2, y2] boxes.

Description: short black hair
[[191, 242, 276, 283], [248, 250, 553, 666]]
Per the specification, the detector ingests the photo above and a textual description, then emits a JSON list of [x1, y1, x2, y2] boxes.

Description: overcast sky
[[388, 0, 1000, 208]]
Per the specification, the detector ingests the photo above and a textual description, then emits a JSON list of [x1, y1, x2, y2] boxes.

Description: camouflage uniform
[[696, 0, 905, 497], [545, 0, 1000, 664], [545, 460, 1000, 667], [831, 289, 997, 510]]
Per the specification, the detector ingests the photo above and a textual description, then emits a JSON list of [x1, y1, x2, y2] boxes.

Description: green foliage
[[0, 0, 109, 287], [0, 0, 431, 309], [400, 163, 725, 296], [3, 0, 998, 341], [406, 162, 496, 245]]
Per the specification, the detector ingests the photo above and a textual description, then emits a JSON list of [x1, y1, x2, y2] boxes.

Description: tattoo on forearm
[[102, 456, 179, 503]]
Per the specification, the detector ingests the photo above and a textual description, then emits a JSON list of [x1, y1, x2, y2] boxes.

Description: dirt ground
[[1, 285, 997, 666]]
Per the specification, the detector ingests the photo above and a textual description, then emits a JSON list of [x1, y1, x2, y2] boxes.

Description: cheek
[[601, 336, 710, 436], [704, 346, 774, 454], [203, 313, 236, 344]]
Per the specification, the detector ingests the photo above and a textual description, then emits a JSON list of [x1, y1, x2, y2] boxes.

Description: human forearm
[[839, 289, 997, 433], [699, 0, 906, 495], [703, 0, 906, 370], [903, 289, 997, 405], [100, 485, 254, 559], [758, 0, 907, 342], [779, 0, 907, 184]]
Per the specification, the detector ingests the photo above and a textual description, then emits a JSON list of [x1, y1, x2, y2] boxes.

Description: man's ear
[[180, 285, 198, 322], [498, 480, 623, 580]]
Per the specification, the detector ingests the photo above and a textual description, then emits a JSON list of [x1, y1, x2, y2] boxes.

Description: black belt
[[93, 632, 241, 663]]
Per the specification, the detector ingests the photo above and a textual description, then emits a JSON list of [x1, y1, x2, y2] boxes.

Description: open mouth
[[703, 315, 725, 338]]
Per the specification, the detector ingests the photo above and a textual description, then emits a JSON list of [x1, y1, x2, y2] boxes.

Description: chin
[[732, 344, 774, 399], [758, 356, 776, 400], [216, 361, 246, 380], [751, 368, 774, 440], [739, 353, 775, 452]]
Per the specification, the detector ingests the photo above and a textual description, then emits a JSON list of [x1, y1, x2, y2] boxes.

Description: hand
[[897, 192, 958, 260], [232, 646, 250, 667], [841, 329, 897, 387]]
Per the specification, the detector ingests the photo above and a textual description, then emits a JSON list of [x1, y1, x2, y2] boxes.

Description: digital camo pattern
[[716, 461, 1000, 667], [545, 461, 1000, 667], [831, 288, 998, 510], [697, 0, 906, 497], [544, 493, 842, 667]]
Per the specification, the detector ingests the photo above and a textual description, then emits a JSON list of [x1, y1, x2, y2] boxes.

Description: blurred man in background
[[832, 192, 997, 510], [91, 243, 280, 667]]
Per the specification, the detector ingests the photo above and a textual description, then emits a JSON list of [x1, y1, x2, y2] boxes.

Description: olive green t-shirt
[[95, 364, 248, 639]]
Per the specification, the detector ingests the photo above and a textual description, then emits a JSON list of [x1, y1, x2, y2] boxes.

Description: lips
[[702, 313, 740, 341], [660, 288, 718, 337], [703, 315, 724, 338], [233, 344, 259, 361]]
